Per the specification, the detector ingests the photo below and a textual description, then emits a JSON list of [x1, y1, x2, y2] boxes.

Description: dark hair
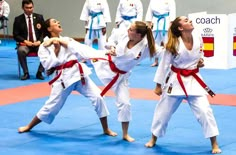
[[166, 16, 182, 55], [22, 0, 34, 8], [43, 18, 52, 38], [134, 21, 156, 58]]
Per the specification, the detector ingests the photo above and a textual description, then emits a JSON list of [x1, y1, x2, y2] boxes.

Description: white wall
[[4, 0, 236, 38]]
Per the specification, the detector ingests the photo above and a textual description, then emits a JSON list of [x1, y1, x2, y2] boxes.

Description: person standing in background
[[0, 0, 10, 29], [115, 0, 143, 31], [13, 0, 45, 80], [80, 0, 111, 50], [108, 0, 143, 48], [145, 0, 176, 67]]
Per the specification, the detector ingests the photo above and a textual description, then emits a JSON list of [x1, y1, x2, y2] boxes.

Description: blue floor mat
[[0, 96, 235, 155], [0, 40, 236, 155]]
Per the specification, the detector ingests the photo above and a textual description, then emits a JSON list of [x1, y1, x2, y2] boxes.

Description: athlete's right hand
[[154, 83, 162, 96]]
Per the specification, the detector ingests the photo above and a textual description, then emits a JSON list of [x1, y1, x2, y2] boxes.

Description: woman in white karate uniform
[[0, 0, 10, 29], [145, 16, 221, 154], [92, 21, 163, 142], [145, 0, 176, 67], [80, 0, 111, 50], [18, 18, 117, 137], [115, 0, 143, 31]]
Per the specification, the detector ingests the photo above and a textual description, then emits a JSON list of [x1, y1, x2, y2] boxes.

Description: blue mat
[[0, 40, 236, 155], [0, 96, 236, 155]]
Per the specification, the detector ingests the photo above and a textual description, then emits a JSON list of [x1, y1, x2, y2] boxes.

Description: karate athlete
[[115, 0, 143, 31], [18, 18, 117, 137], [145, 0, 176, 67], [145, 16, 221, 154], [92, 21, 163, 142], [80, 0, 111, 50]]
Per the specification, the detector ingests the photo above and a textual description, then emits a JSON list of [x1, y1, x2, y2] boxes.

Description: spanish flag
[[202, 37, 214, 57], [233, 36, 236, 56]]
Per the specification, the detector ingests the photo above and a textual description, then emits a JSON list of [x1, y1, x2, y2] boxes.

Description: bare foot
[[150, 62, 158, 67], [18, 126, 31, 133], [145, 135, 157, 148], [212, 145, 222, 154], [104, 129, 117, 137], [145, 140, 156, 148], [210, 136, 221, 154], [123, 135, 135, 142]]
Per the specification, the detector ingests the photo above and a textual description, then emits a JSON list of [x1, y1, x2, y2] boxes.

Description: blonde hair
[[165, 17, 182, 55], [134, 21, 156, 58]]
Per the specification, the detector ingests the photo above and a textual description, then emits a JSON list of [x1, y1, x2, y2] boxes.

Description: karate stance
[[92, 21, 163, 142], [145, 16, 221, 154], [18, 18, 117, 137]]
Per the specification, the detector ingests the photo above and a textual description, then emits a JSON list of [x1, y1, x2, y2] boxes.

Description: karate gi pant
[[112, 76, 131, 122], [151, 93, 219, 138], [153, 30, 168, 59], [37, 77, 109, 124], [84, 29, 106, 50]]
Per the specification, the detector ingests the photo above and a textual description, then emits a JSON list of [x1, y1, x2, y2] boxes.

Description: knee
[[197, 107, 213, 122], [91, 96, 105, 106], [17, 47, 27, 56], [117, 102, 131, 111]]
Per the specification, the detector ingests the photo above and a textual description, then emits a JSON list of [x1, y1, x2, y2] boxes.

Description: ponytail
[[146, 26, 156, 58], [165, 17, 182, 55], [165, 28, 179, 55], [134, 21, 156, 58]]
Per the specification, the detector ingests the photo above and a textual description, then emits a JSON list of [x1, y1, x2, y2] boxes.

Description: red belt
[[171, 65, 215, 98], [92, 54, 126, 96], [48, 60, 85, 86]]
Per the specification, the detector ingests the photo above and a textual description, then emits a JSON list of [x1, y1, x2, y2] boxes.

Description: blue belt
[[153, 12, 169, 39], [89, 11, 103, 39], [122, 15, 137, 21]]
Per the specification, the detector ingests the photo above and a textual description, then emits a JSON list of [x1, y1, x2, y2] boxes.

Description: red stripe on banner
[[204, 50, 214, 57], [202, 37, 214, 43], [202, 37, 214, 57], [233, 36, 236, 42], [233, 50, 236, 56], [233, 36, 236, 56]]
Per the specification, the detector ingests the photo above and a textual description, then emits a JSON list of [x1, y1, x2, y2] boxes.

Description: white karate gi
[[93, 34, 162, 122], [151, 31, 219, 139], [0, 0, 10, 17], [145, 0, 176, 45], [115, 0, 143, 31], [106, 27, 127, 48], [0, 0, 10, 28], [36, 36, 109, 124], [80, 0, 111, 50]]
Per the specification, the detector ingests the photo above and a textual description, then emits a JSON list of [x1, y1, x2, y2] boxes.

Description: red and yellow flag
[[202, 37, 214, 57], [233, 36, 236, 56]]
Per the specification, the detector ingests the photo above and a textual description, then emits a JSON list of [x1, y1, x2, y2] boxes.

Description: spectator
[[115, 0, 143, 31], [80, 0, 111, 50], [145, 0, 176, 67]]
